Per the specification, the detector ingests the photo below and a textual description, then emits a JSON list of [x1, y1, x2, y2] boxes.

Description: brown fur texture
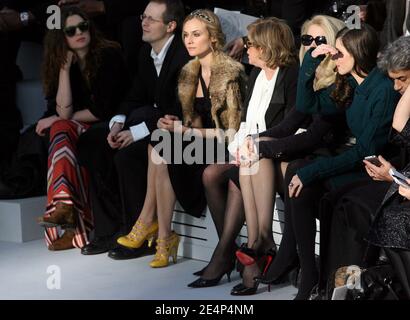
[[178, 52, 247, 131]]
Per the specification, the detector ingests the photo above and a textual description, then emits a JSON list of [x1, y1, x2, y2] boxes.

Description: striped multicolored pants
[[44, 119, 94, 248]]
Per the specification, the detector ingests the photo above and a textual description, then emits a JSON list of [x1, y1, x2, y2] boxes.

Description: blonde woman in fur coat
[[116, 9, 247, 268]]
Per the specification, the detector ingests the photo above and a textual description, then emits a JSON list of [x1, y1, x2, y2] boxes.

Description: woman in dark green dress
[[257, 24, 400, 300]]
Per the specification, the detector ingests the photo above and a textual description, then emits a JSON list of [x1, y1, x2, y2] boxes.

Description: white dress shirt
[[109, 35, 176, 142], [228, 68, 279, 155]]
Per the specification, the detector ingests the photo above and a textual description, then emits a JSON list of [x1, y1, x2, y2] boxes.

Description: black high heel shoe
[[254, 259, 299, 286], [188, 260, 235, 288], [187, 270, 232, 288], [235, 243, 258, 266], [192, 266, 207, 277], [231, 251, 276, 296]]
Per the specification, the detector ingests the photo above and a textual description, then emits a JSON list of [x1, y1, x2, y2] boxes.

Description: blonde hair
[[299, 15, 345, 90], [247, 17, 297, 68], [183, 9, 225, 51]]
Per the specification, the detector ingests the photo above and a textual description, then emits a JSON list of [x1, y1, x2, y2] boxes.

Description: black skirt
[[151, 131, 227, 218]]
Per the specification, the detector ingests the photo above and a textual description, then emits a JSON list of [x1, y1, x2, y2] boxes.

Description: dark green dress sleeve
[[296, 84, 398, 186], [296, 49, 340, 115]]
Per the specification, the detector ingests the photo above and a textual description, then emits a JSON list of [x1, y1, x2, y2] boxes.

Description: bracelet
[[56, 103, 73, 109]]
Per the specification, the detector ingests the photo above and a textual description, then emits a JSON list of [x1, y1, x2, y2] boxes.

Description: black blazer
[[120, 34, 190, 129], [43, 46, 130, 121], [241, 64, 299, 128]]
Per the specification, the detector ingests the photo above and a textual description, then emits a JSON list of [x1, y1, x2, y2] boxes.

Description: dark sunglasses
[[64, 21, 90, 37], [301, 35, 327, 46]]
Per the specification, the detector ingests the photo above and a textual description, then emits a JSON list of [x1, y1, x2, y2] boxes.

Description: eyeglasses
[[140, 14, 163, 24], [244, 39, 254, 49], [189, 10, 213, 23], [64, 21, 90, 37], [242, 36, 256, 49], [301, 35, 327, 46]]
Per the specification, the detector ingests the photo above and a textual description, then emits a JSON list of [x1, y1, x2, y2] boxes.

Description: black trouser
[[318, 179, 390, 290], [273, 159, 328, 299], [77, 122, 149, 239], [270, 159, 323, 278], [287, 160, 325, 273]]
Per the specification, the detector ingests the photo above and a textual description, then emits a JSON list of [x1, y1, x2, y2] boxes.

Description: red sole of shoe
[[235, 251, 256, 266]]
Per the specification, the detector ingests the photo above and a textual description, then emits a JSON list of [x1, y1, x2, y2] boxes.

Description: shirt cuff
[[130, 122, 150, 142], [109, 114, 126, 130]]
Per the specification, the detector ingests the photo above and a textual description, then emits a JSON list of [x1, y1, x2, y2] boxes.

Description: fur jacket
[[178, 52, 247, 131]]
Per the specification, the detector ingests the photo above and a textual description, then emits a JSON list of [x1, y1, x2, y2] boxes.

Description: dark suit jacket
[[241, 64, 299, 129], [121, 34, 190, 131]]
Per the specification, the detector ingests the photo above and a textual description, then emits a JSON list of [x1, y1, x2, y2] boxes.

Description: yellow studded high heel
[[149, 231, 180, 268], [117, 219, 159, 249]]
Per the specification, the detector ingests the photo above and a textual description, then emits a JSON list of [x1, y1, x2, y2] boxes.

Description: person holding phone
[[367, 50, 410, 299], [312, 36, 410, 299], [36, 6, 130, 251], [258, 24, 400, 300]]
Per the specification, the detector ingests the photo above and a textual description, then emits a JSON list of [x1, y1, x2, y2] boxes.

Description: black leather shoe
[[188, 271, 232, 288], [254, 260, 299, 285], [230, 283, 258, 296], [108, 243, 155, 260], [81, 236, 113, 255], [193, 266, 207, 277]]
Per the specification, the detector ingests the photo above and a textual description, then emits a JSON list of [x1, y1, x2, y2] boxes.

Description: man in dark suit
[[77, 0, 190, 259]]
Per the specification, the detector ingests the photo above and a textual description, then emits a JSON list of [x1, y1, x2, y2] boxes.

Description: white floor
[[0, 240, 297, 300]]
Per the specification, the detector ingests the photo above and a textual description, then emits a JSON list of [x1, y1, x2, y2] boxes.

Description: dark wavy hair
[[42, 6, 120, 96], [330, 24, 379, 109]]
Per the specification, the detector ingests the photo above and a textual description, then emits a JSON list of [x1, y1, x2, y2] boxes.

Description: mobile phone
[[364, 155, 382, 167], [389, 168, 410, 188]]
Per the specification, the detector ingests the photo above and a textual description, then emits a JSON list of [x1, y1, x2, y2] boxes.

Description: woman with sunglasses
[[257, 24, 400, 300], [37, 6, 130, 251]]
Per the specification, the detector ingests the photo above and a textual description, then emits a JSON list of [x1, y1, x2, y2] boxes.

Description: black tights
[[384, 248, 410, 299], [201, 164, 245, 280], [263, 159, 324, 299]]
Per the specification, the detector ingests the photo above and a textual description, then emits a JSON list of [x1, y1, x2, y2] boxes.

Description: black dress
[[367, 119, 410, 250], [166, 97, 212, 218], [156, 75, 219, 218]]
